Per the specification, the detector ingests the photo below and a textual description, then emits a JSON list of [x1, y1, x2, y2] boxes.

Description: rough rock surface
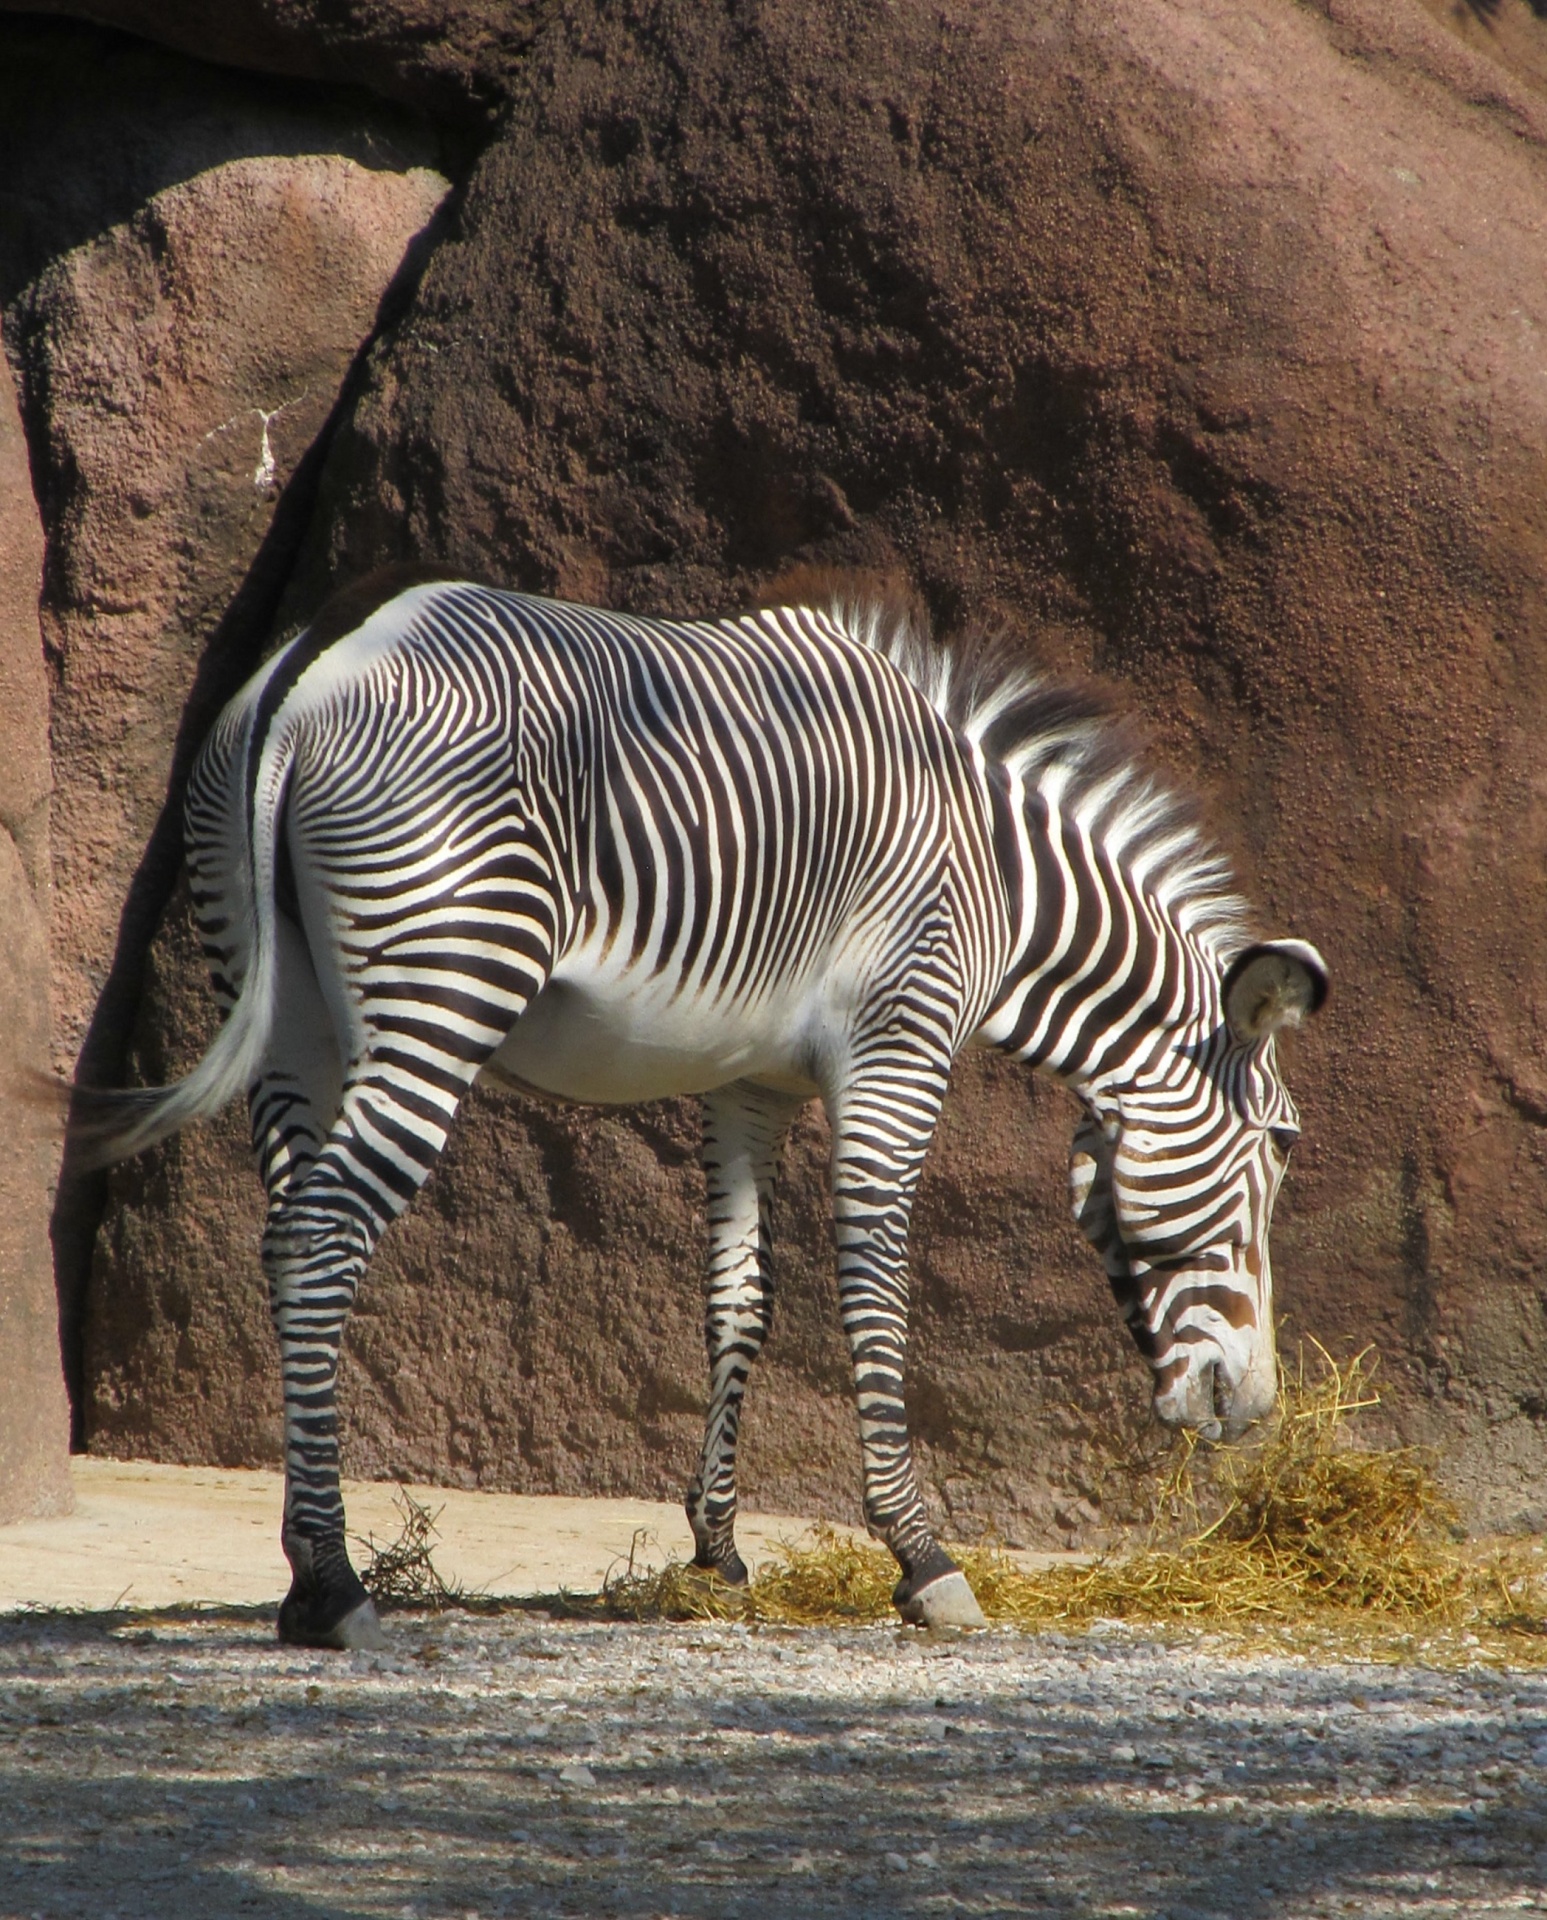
[[2, 40, 447, 1074], [0, 0, 541, 134], [6, 1, 1547, 1545], [0, 17, 449, 1419], [0, 353, 71, 1521]]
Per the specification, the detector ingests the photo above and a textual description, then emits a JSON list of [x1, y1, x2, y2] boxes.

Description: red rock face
[[0, 352, 71, 1521], [0, 17, 449, 1429], [22, 150, 448, 1072], [6, 0, 1547, 1544]]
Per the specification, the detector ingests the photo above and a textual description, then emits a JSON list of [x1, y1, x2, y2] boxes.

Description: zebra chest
[[479, 968, 824, 1105]]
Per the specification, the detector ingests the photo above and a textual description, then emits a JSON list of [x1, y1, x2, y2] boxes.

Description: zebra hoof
[[277, 1585, 387, 1652], [691, 1548, 749, 1588], [895, 1569, 988, 1631], [329, 1598, 388, 1651]]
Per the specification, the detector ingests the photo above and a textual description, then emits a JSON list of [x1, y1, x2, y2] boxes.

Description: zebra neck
[[973, 767, 1222, 1090]]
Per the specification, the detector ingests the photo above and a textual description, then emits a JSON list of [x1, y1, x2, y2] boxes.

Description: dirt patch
[[1, 1606, 1544, 1918], [0, 1457, 923, 1614]]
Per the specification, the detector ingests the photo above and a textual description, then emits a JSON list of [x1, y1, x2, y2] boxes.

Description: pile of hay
[[603, 1350, 1547, 1658], [986, 1346, 1470, 1627]]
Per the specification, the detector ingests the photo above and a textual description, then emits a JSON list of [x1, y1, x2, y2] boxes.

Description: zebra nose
[[1219, 1355, 1277, 1439], [1152, 1360, 1224, 1441]]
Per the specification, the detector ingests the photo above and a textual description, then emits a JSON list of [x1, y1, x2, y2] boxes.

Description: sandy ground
[[0, 1458, 905, 1613], [0, 1459, 1085, 1613], [3, 1463, 1546, 1919]]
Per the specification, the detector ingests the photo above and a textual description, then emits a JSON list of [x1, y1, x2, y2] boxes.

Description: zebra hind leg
[[830, 1057, 988, 1631], [260, 1046, 531, 1650], [263, 1171, 387, 1652], [685, 1081, 803, 1585], [247, 918, 389, 1650]]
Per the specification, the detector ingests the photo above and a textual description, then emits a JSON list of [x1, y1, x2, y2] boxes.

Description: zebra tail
[[69, 710, 291, 1172]]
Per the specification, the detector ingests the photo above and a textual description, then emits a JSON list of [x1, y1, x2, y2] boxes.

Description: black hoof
[[691, 1547, 749, 1588], [278, 1591, 387, 1651], [891, 1542, 959, 1613], [278, 1534, 386, 1651]]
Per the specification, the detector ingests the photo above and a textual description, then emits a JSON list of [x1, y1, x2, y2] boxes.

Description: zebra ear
[[1222, 939, 1328, 1044]]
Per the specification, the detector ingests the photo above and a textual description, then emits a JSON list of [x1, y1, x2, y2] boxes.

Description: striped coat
[[83, 572, 1326, 1648]]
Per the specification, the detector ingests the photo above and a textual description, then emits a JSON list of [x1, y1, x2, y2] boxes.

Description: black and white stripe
[[82, 575, 1325, 1646]]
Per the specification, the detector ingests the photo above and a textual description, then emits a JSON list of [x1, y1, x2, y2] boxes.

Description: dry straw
[[355, 1489, 478, 1613], [602, 1348, 1547, 1663]]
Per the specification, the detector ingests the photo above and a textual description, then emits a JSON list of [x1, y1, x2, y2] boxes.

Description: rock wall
[[5, 0, 1547, 1545], [0, 16, 449, 1422], [0, 344, 71, 1520]]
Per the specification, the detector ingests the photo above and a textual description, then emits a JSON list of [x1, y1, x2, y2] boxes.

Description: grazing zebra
[[80, 569, 1326, 1649]]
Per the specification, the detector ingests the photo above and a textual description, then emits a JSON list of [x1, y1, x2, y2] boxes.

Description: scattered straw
[[604, 1526, 897, 1626], [354, 1488, 488, 1614], [602, 1347, 1547, 1665]]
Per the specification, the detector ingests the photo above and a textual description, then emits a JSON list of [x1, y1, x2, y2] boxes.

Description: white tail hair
[[70, 710, 292, 1169]]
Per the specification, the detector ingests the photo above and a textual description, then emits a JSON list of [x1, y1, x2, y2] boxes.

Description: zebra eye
[[1268, 1127, 1298, 1159]]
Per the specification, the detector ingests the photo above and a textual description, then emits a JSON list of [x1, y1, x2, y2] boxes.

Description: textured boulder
[[0, 17, 449, 1414], [297, 0, 1547, 1533], [0, 353, 71, 1520], [0, 0, 538, 132], [8, 0, 1547, 1544], [18, 143, 446, 1067], [7, 135, 446, 1074]]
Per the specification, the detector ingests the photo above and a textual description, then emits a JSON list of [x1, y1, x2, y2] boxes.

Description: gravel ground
[[2, 1608, 1545, 1919]]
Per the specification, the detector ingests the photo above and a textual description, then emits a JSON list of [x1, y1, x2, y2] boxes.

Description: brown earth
[[4, 0, 1547, 1546], [0, 1457, 920, 1611]]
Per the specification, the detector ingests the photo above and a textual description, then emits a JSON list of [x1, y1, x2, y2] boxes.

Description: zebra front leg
[[686, 1081, 803, 1583], [830, 1059, 988, 1630]]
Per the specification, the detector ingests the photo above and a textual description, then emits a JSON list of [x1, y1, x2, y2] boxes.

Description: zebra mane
[[814, 587, 1253, 955]]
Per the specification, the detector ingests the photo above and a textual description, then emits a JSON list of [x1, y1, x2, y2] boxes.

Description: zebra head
[[1068, 938, 1328, 1441]]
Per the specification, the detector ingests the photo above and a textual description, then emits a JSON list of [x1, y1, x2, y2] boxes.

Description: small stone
[[885, 1851, 910, 1871], [1111, 1743, 1138, 1765], [558, 1763, 596, 1789]]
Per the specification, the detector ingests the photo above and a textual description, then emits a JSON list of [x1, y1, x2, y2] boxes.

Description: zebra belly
[[482, 972, 824, 1105]]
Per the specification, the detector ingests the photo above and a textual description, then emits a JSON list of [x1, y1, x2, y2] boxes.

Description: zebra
[[79, 567, 1327, 1649]]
